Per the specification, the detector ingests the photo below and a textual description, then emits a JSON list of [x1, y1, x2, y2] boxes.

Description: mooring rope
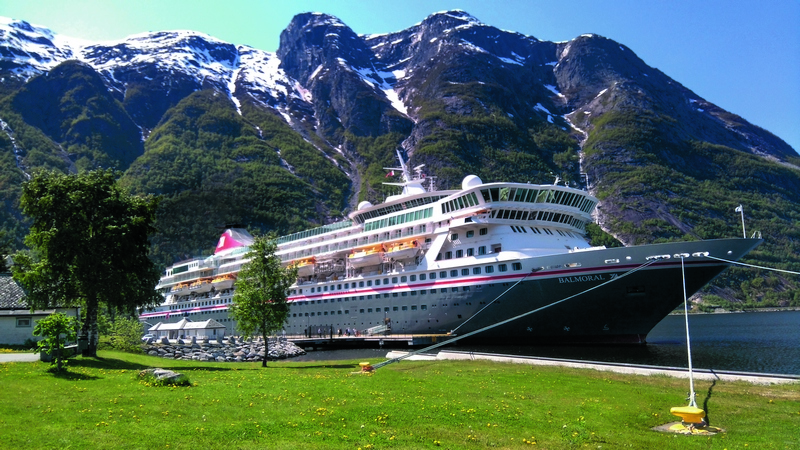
[[371, 258, 660, 370], [703, 255, 800, 275], [449, 267, 539, 334]]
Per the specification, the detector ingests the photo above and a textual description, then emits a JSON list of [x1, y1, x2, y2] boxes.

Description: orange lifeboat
[[211, 274, 236, 290], [290, 257, 316, 277], [384, 239, 419, 260], [348, 245, 384, 268]]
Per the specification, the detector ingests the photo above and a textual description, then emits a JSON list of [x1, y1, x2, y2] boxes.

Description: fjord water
[[294, 311, 800, 375]]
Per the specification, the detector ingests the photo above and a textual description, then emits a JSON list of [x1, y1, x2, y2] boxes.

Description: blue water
[[293, 310, 800, 375]]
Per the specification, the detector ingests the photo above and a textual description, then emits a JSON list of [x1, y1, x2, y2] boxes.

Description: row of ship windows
[[510, 226, 579, 238], [492, 209, 586, 230], [353, 195, 448, 224], [295, 262, 523, 295], [480, 187, 596, 213], [291, 291, 483, 317], [364, 207, 434, 232]]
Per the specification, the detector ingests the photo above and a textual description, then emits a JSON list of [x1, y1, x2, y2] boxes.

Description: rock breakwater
[[143, 336, 306, 362]]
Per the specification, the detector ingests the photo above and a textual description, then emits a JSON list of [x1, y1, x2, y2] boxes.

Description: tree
[[108, 316, 146, 353], [33, 312, 78, 372], [12, 169, 161, 357], [229, 233, 298, 367]]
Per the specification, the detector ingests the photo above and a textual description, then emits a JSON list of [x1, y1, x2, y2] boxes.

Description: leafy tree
[[229, 233, 298, 367], [108, 316, 146, 353], [11, 169, 161, 357], [33, 312, 78, 372]]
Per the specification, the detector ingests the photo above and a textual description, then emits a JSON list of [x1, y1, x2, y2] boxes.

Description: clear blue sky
[[3, 0, 798, 153]]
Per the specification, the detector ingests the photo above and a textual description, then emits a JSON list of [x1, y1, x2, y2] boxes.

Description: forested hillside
[[0, 11, 798, 307]]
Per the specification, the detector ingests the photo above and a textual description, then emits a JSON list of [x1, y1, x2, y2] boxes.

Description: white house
[[0, 275, 80, 346]]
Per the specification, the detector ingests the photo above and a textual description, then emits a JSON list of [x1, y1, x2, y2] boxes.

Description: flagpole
[[736, 205, 746, 238]]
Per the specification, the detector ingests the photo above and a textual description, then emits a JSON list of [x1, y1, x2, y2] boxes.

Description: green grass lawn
[[1, 350, 798, 449]]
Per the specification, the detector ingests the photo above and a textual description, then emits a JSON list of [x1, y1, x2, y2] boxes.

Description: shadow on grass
[[68, 356, 238, 373], [50, 369, 101, 380], [702, 371, 718, 426]]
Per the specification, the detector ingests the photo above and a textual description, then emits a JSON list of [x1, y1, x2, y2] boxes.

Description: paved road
[[0, 352, 39, 362]]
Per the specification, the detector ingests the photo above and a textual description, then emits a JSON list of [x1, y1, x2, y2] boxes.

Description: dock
[[287, 333, 452, 349]]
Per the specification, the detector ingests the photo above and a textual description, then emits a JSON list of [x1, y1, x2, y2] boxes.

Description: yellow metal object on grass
[[670, 406, 705, 424], [359, 362, 374, 372]]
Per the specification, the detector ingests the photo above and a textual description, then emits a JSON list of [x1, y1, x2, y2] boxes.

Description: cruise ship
[[141, 154, 761, 344]]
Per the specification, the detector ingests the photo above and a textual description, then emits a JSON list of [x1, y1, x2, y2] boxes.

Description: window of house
[[16, 317, 31, 328]]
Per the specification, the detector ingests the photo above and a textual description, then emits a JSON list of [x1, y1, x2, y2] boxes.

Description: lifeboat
[[290, 257, 316, 277], [171, 282, 190, 294], [348, 245, 384, 268], [384, 239, 419, 261], [188, 277, 213, 294], [211, 274, 236, 290]]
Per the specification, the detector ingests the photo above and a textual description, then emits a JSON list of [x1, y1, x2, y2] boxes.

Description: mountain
[[0, 12, 798, 307]]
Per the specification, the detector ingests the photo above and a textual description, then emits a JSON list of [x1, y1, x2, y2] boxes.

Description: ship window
[[393, 306, 399, 311], [344, 283, 349, 289], [429, 272, 436, 279], [467, 248, 474, 256], [384, 293, 390, 298], [456, 249, 463, 258], [311, 312, 315, 316], [451, 287, 458, 292], [420, 290, 427, 295], [338, 311, 342, 315], [421, 305, 427, 310], [324, 299, 328, 303], [402, 306, 408, 311], [310, 287, 315, 293], [411, 305, 418, 310], [498, 264, 508, 272], [324, 312, 328, 315], [480, 228, 488, 235], [451, 233, 458, 241], [461, 269, 469, 276], [513, 262, 522, 270], [368, 308, 373, 313], [440, 271, 447, 278], [392, 293, 398, 297], [463, 286, 470, 291], [401, 276, 407, 282], [410, 275, 416, 281], [411, 291, 417, 296], [359, 281, 365, 287], [402, 292, 408, 297], [473, 267, 481, 275], [360, 309, 365, 313], [420, 274, 427, 281], [436, 253, 442, 261], [445, 251, 452, 260], [478, 246, 486, 255], [337, 284, 341, 289], [304, 313, 309, 316], [451, 270, 458, 277], [367, 280, 372, 286], [430, 288, 437, 293], [374, 279, 380, 286], [466, 230, 474, 238], [392, 277, 398, 283], [367, 295, 373, 299]]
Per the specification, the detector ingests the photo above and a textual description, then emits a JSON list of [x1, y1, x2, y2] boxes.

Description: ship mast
[[382, 149, 433, 198]]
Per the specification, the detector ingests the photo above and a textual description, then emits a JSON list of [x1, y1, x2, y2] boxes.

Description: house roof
[[0, 274, 26, 309], [149, 318, 226, 331]]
